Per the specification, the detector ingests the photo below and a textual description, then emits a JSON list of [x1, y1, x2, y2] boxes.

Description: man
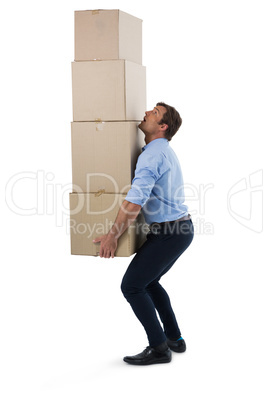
[[93, 102, 194, 365]]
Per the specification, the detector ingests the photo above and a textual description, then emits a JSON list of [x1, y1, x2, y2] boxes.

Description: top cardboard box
[[75, 9, 142, 64]]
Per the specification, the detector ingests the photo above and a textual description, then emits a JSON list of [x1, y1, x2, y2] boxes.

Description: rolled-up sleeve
[[125, 151, 168, 207]]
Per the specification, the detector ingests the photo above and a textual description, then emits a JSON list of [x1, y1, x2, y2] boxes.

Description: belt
[[149, 214, 191, 229]]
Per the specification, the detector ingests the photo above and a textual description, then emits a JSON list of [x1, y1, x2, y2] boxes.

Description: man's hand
[[93, 234, 118, 258], [92, 200, 141, 259]]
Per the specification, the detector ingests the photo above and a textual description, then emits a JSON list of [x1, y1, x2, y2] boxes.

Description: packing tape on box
[[94, 189, 105, 197], [92, 10, 99, 15], [96, 122, 105, 131]]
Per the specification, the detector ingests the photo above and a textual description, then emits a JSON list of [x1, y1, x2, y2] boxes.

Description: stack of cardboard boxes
[[69, 9, 148, 257]]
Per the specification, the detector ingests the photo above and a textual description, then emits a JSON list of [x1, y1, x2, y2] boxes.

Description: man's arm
[[93, 200, 141, 258]]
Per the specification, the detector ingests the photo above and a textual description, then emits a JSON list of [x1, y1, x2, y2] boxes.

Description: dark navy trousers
[[121, 218, 194, 348]]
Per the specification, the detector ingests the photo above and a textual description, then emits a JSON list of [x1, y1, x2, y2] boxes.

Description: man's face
[[138, 105, 167, 135]]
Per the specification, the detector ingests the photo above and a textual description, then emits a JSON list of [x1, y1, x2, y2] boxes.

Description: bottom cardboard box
[[69, 192, 148, 257]]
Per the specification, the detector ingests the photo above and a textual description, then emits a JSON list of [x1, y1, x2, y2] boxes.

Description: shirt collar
[[142, 137, 168, 152]]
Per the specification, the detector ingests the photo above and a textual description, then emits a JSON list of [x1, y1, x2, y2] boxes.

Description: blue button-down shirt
[[125, 138, 189, 225]]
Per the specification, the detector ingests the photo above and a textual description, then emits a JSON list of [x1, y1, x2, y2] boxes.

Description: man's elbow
[[122, 200, 142, 214]]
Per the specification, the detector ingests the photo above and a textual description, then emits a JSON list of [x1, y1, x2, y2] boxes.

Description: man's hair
[[156, 102, 182, 141]]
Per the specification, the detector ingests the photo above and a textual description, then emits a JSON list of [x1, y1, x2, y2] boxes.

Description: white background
[[1, 0, 267, 401]]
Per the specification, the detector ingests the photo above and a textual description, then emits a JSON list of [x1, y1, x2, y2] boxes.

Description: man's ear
[[160, 123, 168, 132]]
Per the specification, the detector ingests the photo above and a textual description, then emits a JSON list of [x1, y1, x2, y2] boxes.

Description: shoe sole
[[123, 357, 172, 366], [167, 345, 186, 353]]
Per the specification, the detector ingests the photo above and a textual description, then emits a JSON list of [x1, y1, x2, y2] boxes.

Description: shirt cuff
[[125, 186, 148, 207]]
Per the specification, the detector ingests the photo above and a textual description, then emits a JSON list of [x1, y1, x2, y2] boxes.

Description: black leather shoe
[[123, 346, 172, 365], [167, 338, 186, 353]]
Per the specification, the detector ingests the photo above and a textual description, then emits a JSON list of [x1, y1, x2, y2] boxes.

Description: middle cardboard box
[[72, 59, 146, 121], [71, 121, 144, 193]]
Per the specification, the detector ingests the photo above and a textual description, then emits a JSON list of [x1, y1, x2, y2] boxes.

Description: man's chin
[[138, 121, 145, 131]]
